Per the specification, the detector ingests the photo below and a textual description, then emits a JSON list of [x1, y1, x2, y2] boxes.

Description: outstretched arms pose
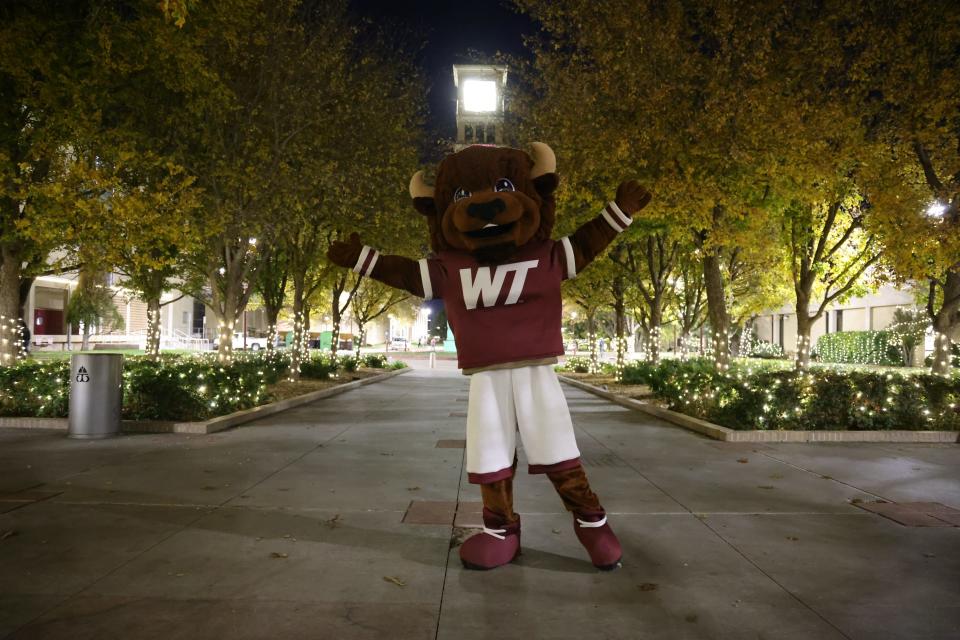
[[326, 180, 652, 296]]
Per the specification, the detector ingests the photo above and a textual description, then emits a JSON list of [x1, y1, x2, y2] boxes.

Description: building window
[[476, 124, 485, 142], [464, 125, 473, 143], [182, 311, 189, 326], [486, 124, 495, 143], [778, 315, 785, 349], [835, 309, 843, 332]]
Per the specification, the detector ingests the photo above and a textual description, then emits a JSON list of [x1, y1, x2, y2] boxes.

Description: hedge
[[619, 360, 959, 431], [815, 330, 902, 366], [0, 351, 401, 422]]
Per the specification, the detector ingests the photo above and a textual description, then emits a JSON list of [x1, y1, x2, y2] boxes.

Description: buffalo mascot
[[328, 143, 651, 570]]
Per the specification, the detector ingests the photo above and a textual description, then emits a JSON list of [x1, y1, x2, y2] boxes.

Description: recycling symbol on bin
[[76, 366, 90, 383]]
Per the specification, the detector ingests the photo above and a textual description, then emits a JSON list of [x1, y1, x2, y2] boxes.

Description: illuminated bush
[[815, 331, 902, 366]]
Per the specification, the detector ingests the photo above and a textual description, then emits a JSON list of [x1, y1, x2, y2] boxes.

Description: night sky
[[350, 0, 536, 141]]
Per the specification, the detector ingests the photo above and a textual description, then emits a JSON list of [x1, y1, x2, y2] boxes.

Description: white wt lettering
[[459, 260, 539, 310]]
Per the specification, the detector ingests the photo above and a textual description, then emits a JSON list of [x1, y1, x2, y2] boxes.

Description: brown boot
[[460, 472, 521, 570], [547, 466, 622, 570]]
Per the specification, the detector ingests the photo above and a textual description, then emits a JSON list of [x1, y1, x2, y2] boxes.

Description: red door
[[34, 309, 64, 335]]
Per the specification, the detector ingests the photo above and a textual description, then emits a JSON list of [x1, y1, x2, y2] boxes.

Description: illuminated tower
[[453, 64, 507, 150]]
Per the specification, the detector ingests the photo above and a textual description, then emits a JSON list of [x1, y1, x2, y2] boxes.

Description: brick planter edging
[[0, 367, 410, 436], [559, 375, 960, 444]]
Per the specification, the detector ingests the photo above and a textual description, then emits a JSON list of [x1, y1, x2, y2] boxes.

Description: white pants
[[465, 365, 581, 484]]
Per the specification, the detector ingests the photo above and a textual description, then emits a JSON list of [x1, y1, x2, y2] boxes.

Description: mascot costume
[[328, 143, 651, 570]]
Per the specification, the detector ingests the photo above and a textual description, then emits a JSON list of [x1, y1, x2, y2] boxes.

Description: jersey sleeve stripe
[[560, 236, 576, 279], [601, 207, 625, 233], [353, 246, 372, 273], [363, 250, 380, 277], [608, 201, 633, 228], [418, 258, 433, 300]]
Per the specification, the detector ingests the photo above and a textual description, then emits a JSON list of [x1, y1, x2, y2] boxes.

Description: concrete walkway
[[1, 366, 958, 640]]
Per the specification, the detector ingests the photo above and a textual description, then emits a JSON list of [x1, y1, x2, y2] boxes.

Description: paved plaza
[[1, 364, 958, 639]]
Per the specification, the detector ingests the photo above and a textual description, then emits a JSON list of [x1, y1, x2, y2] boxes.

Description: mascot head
[[409, 143, 559, 263]]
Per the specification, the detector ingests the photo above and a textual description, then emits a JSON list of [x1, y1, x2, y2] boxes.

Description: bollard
[[68, 353, 123, 439]]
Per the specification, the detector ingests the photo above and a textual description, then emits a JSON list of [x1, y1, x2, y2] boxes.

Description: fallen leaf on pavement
[[638, 583, 658, 592], [736, 458, 749, 464], [271, 552, 289, 559], [383, 576, 406, 587], [0, 530, 17, 541]]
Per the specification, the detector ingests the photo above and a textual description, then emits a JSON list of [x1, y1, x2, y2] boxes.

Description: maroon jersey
[[419, 238, 578, 370]]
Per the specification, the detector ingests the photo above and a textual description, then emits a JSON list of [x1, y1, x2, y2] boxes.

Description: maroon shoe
[[574, 511, 622, 570], [459, 508, 521, 570]]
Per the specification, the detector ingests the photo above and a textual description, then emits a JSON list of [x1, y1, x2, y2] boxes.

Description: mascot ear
[[529, 141, 558, 198], [409, 171, 437, 216]]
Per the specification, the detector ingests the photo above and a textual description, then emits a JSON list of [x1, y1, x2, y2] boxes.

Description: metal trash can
[[68, 354, 123, 439]]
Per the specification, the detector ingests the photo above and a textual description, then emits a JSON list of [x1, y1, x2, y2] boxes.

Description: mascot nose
[[467, 198, 506, 222]]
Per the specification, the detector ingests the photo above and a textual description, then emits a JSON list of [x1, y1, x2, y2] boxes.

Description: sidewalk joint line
[[755, 451, 893, 502], [434, 432, 465, 640], [697, 516, 855, 640]]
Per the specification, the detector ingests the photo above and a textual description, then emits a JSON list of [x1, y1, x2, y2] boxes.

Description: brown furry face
[[434, 146, 545, 258]]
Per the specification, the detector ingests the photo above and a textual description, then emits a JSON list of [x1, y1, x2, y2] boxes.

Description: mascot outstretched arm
[[329, 143, 651, 571]]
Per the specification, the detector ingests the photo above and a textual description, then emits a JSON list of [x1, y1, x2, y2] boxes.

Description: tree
[[669, 250, 708, 357], [350, 279, 409, 358], [782, 196, 881, 369], [842, 0, 960, 375], [66, 267, 123, 351], [617, 232, 680, 364], [512, 0, 789, 371], [563, 263, 613, 373]]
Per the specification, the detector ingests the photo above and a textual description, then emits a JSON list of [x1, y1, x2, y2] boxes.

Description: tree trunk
[[587, 311, 599, 374], [145, 296, 162, 360], [647, 303, 663, 365], [214, 291, 239, 364], [264, 304, 281, 355], [795, 312, 813, 370], [0, 246, 23, 365], [702, 251, 730, 370], [330, 283, 344, 363], [355, 324, 365, 360], [289, 279, 306, 381], [928, 270, 959, 376], [613, 277, 627, 379]]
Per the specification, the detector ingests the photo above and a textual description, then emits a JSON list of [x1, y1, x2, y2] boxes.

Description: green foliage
[[0, 360, 70, 417], [888, 308, 929, 367], [924, 344, 960, 369], [748, 339, 785, 359], [560, 357, 593, 373], [816, 331, 902, 366], [0, 351, 370, 421], [338, 355, 358, 373], [621, 360, 959, 431], [299, 353, 336, 380], [361, 354, 388, 369]]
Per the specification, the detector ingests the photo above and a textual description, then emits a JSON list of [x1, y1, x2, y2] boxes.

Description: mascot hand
[[327, 232, 364, 268], [615, 180, 652, 216]]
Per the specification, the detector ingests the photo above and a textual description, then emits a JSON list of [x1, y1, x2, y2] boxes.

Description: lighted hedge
[[0, 352, 399, 422], [815, 330, 902, 366], [621, 359, 959, 431]]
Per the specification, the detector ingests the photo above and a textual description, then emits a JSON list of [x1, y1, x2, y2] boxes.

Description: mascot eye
[[495, 178, 515, 192], [454, 187, 471, 201]]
